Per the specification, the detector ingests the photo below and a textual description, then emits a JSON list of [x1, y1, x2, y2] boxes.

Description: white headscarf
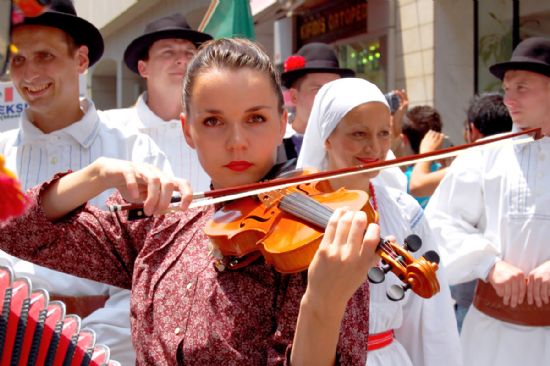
[[296, 78, 389, 170]]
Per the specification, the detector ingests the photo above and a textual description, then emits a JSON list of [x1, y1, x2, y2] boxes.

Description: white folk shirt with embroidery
[[0, 98, 172, 365], [367, 183, 462, 366], [102, 92, 211, 192], [425, 133, 550, 366]]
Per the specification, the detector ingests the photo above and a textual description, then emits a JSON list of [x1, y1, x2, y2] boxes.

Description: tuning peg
[[368, 267, 385, 284], [368, 261, 392, 284], [387, 283, 411, 301], [403, 234, 422, 252], [423, 250, 440, 264]]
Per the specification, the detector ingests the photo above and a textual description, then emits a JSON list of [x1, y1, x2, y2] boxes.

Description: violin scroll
[[368, 234, 440, 301]]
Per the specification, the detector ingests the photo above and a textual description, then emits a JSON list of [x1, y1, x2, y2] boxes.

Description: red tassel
[[0, 155, 30, 221]]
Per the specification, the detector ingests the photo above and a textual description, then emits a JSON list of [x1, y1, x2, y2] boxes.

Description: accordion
[[0, 265, 120, 365]]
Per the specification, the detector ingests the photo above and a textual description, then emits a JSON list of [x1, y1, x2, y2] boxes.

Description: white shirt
[[425, 133, 550, 366], [367, 183, 462, 366], [101, 92, 211, 192], [0, 98, 171, 365]]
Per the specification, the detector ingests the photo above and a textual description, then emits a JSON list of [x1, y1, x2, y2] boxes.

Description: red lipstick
[[357, 157, 379, 164], [224, 161, 253, 172]]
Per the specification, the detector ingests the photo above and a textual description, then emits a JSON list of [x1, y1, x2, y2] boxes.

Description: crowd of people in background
[[1, 0, 549, 365]]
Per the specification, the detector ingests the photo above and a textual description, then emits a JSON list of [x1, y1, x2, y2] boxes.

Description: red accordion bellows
[[0, 265, 120, 365]]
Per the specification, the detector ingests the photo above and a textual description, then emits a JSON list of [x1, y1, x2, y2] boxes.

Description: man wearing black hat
[[0, 1, 173, 364], [279, 42, 354, 160], [103, 13, 213, 192], [426, 36, 550, 366]]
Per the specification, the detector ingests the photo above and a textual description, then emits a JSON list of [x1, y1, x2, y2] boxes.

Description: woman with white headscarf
[[297, 78, 462, 366]]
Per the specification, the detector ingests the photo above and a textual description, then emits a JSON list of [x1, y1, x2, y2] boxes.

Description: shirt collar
[[510, 123, 550, 152], [135, 92, 179, 128], [16, 98, 101, 148]]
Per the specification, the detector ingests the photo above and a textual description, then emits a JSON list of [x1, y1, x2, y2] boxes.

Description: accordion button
[[175, 327, 182, 335]]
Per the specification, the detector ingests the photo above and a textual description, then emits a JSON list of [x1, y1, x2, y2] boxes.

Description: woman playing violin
[[297, 78, 462, 366], [0, 39, 381, 365]]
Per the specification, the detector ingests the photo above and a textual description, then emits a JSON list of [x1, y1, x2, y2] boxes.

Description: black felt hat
[[123, 13, 213, 74], [489, 37, 550, 80], [281, 42, 355, 88], [15, 0, 104, 66]]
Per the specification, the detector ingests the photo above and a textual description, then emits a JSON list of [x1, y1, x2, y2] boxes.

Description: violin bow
[[108, 127, 540, 214]]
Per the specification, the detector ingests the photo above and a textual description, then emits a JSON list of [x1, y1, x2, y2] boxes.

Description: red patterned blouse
[[0, 174, 370, 365]]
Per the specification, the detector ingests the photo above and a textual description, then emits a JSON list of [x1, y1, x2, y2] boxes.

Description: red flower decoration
[[284, 55, 306, 72]]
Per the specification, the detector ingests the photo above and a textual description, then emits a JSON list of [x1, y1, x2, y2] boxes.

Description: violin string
[[279, 192, 334, 229], [377, 239, 400, 261], [382, 241, 401, 259], [380, 241, 407, 265], [380, 244, 398, 261], [298, 193, 335, 224]]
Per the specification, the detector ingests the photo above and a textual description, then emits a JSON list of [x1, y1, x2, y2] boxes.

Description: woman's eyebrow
[[201, 105, 273, 114], [245, 105, 273, 112]]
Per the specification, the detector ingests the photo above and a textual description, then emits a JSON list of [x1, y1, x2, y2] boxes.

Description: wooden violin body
[[206, 179, 372, 273]]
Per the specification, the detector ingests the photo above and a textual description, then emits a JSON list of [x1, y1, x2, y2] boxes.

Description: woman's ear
[[181, 113, 196, 149], [324, 136, 332, 151]]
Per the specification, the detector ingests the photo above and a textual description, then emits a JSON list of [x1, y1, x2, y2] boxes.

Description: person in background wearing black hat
[[0, 1, 172, 364], [280, 42, 354, 161], [103, 13, 213, 192], [426, 36, 550, 366]]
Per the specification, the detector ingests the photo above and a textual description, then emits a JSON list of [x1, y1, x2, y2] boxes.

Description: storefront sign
[[0, 81, 26, 132], [297, 0, 367, 47]]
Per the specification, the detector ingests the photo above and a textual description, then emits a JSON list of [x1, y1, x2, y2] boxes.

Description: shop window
[[334, 37, 387, 92], [476, 0, 515, 92]]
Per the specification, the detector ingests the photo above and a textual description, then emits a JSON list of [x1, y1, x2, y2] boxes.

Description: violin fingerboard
[[279, 192, 333, 229]]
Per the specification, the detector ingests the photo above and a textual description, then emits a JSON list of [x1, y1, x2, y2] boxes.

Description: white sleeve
[[425, 150, 500, 285]]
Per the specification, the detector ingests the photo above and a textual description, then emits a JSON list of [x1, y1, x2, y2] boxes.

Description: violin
[[204, 169, 441, 300]]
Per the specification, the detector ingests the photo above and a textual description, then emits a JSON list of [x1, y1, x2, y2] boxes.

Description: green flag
[[199, 0, 256, 40]]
